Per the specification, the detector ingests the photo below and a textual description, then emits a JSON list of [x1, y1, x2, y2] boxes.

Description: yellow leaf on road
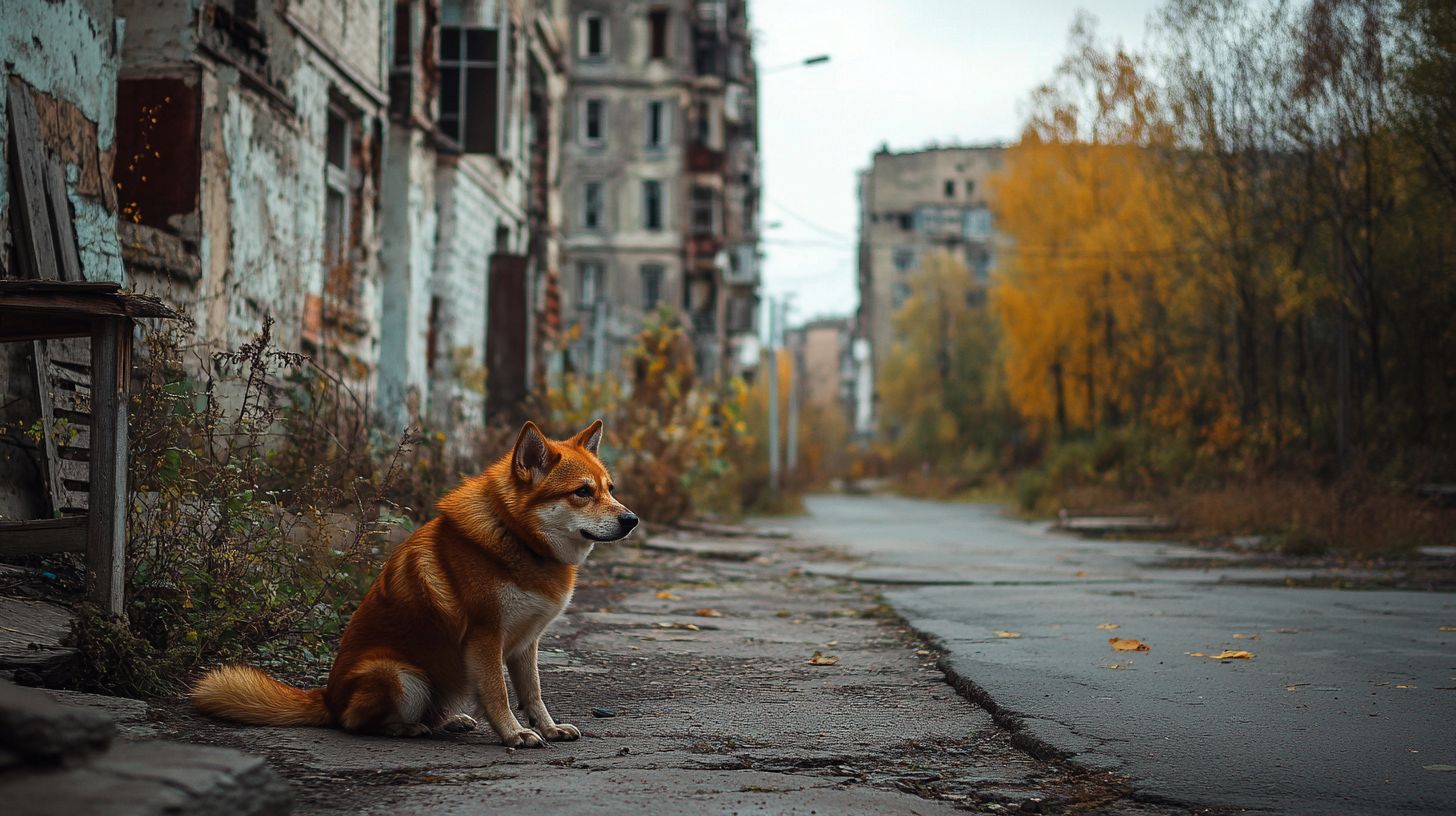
[[1187, 650, 1254, 660], [995, 630, 1022, 639], [1096, 623, 1120, 630], [655, 590, 679, 600], [807, 651, 840, 666], [695, 608, 722, 617], [1232, 633, 1259, 640], [1108, 638, 1150, 652], [1439, 626, 1456, 632]]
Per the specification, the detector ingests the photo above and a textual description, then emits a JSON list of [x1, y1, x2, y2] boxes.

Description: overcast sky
[[753, 1, 1164, 324]]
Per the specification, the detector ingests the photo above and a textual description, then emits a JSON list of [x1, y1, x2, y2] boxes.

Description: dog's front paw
[[502, 728, 548, 748], [439, 714, 477, 733], [539, 722, 580, 741]]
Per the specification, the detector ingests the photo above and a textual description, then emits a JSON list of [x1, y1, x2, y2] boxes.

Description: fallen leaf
[[1187, 650, 1254, 660], [1096, 623, 1120, 630], [1439, 626, 1456, 632], [653, 622, 699, 631], [915, 649, 931, 656], [1395, 684, 1415, 689], [995, 630, 1022, 639], [1109, 638, 1150, 652], [1232, 633, 1260, 640], [1073, 570, 1089, 577], [695, 608, 722, 617], [1103, 662, 1128, 670], [807, 651, 840, 666], [1276, 628, 1299, 634], [655, 590, 679, 600], [1423, 764, 1456, 772]]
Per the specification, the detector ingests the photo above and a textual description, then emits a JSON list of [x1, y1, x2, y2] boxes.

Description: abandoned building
[[559, 0, 762, 380], [854, 145, 1005, 431]]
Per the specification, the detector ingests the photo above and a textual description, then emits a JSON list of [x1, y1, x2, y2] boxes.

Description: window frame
[[438, 24, 503, 154], [579, 12, 608, 60], [645, 99, 670, 151], [582, 180, 604, 230], [689, 184, 717, 237], [648, 8, 669, 60], [581, 96, 606, 146], [578, 260, 604, 308], [323, 102, 353, 269], [642, 179, 664, 231], [641, 263, 664, 311]]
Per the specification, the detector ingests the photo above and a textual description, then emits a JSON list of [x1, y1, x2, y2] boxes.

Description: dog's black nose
[[618, 512, 639, 533]]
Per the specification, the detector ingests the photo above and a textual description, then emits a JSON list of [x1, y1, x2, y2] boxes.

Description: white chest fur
[[498, 584, 571, 654]]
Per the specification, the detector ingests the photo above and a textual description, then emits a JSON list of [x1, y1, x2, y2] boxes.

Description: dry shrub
[[539, 312, 748, 525], [1172, 476, 1453, 558], [101, 318, 463, 696]]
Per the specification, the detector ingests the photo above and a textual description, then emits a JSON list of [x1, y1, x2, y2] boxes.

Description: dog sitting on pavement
[[192, 420, 636, 747]]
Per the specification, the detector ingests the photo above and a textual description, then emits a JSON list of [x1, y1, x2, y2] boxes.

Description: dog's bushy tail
[[192, 665, 331, 727]]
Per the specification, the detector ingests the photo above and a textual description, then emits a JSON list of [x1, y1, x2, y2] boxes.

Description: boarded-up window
[[439, 25, 500, 154]]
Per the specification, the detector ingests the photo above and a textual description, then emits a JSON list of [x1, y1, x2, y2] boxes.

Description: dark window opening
[[583, 14, 605, 58], [393, 0, 412, 68], [583, 98, 605, 143], [944, 179, 955, 198], [690, 185, 716, 236], [648, 9, 669, 60], [438, 25, 500, 154], [583, 181, 603, 229], [646, 100, 667, 149], [642, 180, 664, 231], [324, 104, 353, 268]]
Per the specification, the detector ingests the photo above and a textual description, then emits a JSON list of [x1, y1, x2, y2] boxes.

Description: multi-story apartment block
[[854, 145, 1005, 429], [559, 0, 760, 380]]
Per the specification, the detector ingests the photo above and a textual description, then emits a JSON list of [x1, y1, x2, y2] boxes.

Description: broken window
[[582, 97, 605, 145], [578, 260, 604, 307], [583, 181, 604, 229], [323, 104, 353, 269], [642, 180, 664, 231], [439, 25, 500, 154], [648, 9, 669, 60], [645, 100, 669, 150], [641, 264, 664, 310], [580, 13, 607, 59], [690, 185, 717, 236]]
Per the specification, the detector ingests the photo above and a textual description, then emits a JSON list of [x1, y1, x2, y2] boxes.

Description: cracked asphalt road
[[137, 528, 1198, 814], [778, 494, 1456, 815]]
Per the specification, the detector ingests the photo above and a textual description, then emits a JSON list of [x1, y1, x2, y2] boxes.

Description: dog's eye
[[574, 486, 593, 499]]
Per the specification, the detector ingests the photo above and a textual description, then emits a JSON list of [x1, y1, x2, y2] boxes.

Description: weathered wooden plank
[[44, 154, 85, 282], [88, 316, 130, 615], [46, 336, 92, 366], [57, 457, 90, 484], [50, 384, 92, 415], [0, 517, 87, 556], [30, 341, 66, 516], [46, 359, 91, 386], [6, 77, 59, 280], [54, 421, 92, 452]]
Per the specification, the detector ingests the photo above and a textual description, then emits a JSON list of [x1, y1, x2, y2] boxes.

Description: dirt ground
[[130, 532, 1210, 814]]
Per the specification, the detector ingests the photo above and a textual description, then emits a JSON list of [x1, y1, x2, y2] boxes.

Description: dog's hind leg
[[338, 660, 433, 738]]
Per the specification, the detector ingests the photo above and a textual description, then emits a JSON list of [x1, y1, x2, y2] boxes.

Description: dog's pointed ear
[[512, 421, 559, 484], [572, 419, 604, 456]]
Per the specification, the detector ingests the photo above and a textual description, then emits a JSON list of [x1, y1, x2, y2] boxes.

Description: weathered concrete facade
[[559, 0, 759, 380], [855, 145, 1004, 428], [0, 0, 125, 284]]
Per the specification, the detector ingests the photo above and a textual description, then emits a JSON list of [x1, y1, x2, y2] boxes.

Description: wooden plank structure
[[1, 78, 178, 616]]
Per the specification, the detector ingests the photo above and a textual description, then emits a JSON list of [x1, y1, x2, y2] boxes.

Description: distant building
[[854, 145, 1005, 430], [559, 0, 760, 381], [787, 317, 854, 414]]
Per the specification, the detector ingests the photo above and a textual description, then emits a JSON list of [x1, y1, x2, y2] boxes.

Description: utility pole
[[766, 296, 780, 492], [785, 320, 799, 476]]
